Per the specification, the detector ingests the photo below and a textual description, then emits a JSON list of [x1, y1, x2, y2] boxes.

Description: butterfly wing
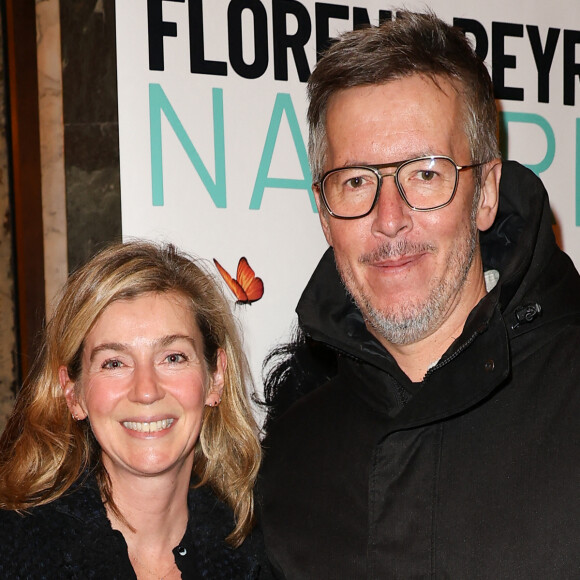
[[236, 258, 255, 289], [244, 276, 264, 302], [213, 258, 248, 302], [236, 257, 264, 303]]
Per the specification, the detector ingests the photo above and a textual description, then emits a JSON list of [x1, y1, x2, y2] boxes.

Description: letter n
[[149, 83, 226, 207]]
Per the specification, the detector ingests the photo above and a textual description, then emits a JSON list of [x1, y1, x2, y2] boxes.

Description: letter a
[[250, 93, 315, 211]]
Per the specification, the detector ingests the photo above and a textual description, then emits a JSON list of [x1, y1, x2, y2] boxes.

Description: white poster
[[116, 0, 580, 399]]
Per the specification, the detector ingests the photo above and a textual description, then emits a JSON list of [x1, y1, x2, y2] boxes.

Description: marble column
[[36, 0, 68, 314], [60, 0, 121, 272]]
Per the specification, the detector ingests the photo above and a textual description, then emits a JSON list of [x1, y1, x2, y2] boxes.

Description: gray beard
[[340, 217, 479, 347]]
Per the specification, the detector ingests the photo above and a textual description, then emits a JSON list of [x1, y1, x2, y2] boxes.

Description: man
[[259, 10, 580, 579]]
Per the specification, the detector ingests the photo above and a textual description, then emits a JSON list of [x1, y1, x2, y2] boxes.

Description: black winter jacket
[[0, 474, 266, 579], [259, 162, 580, 579]]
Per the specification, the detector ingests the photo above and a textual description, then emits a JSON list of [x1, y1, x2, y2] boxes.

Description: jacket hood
[[296, 161, 580, 367]]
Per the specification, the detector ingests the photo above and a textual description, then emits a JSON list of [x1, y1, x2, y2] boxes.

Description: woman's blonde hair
[[0, 240, 261, 546]]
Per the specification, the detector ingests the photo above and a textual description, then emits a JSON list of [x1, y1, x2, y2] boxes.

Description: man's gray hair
[[307, 10, 500, 185]]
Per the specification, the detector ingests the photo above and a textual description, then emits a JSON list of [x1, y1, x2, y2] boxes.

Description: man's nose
[[370, 176, 413, 238], [128, 362, 165, 404]]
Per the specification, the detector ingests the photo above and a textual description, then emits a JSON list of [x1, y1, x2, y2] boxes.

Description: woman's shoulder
[[1, 473, 107, 528], [181, 484, 270, 579], [0, 501, 81, 574], [0, 499, 72, 539], [0, 479, 131, 579]]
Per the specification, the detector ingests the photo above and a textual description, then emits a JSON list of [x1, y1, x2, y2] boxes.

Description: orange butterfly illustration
[[213, 257, 264, 305]]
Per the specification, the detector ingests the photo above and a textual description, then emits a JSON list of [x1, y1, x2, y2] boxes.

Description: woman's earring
[[208, 396, 222, 408]]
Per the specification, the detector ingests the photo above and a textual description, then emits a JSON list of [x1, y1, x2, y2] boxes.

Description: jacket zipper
[[422, 330, 479, 380]]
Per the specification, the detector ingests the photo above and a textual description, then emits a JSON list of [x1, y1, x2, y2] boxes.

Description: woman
[[0, 241, 265, 579]]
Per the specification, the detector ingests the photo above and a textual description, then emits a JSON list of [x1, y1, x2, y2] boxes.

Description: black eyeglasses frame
[[314, 155, 487, 220]]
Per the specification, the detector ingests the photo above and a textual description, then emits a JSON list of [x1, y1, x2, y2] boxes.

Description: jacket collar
[[389, 298, 509, 431], [53, 471, 110, 527]]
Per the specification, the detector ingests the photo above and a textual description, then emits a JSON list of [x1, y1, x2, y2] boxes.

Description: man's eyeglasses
[[314, 155, 486, 219]]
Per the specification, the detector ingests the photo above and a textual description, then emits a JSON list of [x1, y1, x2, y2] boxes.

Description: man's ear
[[313, 184, 334, 246], [58, 366, 87, 420], [205, 349, 226, 408], [476, 159, 502, 232]]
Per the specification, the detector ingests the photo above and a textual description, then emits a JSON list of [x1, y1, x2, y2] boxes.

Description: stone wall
[[60, 0, 121, 272]]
